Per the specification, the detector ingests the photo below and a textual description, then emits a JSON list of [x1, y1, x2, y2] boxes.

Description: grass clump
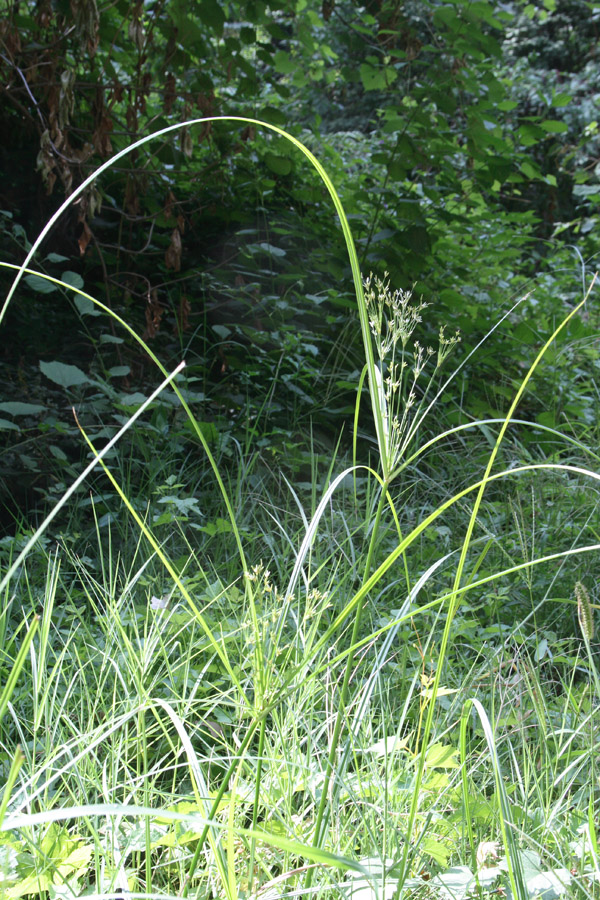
[[0, 119, 599, 900]]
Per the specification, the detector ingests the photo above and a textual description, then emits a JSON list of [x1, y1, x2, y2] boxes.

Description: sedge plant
[[0, 117, 599, 900]]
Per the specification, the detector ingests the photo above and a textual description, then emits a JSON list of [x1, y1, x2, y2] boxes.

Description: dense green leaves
[[1, 0, 599, 532]]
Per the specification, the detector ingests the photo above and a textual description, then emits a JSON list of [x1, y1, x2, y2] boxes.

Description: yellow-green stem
[[305, 484, 388, 889]]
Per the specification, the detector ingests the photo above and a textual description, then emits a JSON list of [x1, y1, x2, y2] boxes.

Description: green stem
[[305, 484, 388, 890], [248, 717, 267, 892], [182, 719, 261, 897]]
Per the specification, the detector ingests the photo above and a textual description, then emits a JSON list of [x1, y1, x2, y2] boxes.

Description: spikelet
[[575, 581, 594, 641]]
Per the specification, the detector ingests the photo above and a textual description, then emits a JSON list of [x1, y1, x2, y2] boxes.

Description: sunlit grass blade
[[462, 698, 528, 900]]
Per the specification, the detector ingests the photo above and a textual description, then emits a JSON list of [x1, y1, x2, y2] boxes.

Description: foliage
[[0, 8, 600, 900], [0, 111, 599, 900], [2, 0, 600, 533]]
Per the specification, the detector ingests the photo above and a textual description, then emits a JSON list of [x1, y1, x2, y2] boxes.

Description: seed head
[[575, 581, 594, 641]]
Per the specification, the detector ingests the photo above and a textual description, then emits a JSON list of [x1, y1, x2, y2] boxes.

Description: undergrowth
[[0, 119, 599, 900]]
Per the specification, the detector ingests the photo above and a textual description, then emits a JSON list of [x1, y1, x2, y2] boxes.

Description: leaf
[[430, 865, 474, 900], [534, 637, 549, 661], [422, 837, 451, 867], [359, 62, 397, 91], [424, 743, 460, 768], [49, 445, 68, 461], [198, 517, 233, 536], [24, 273, 57, 294], [45, 252, 69, 263], [118, 392, 148, 408], [0, 402, 46, 416], [61, 270, 84, 290], [196, 0, 225, 33], [421, 684, 459, 698], [168, 0, 206, 48], [264, 152, 293, 175], [40, 360, 89, 388], [165, 227, 182, 271], [273, 50, 296, 74], [258, 242, 286, 258], [73, 295, 100, 317], [0, 419, 20, 431], [365, 735, 409, 757], [540, 120, 568, 134]]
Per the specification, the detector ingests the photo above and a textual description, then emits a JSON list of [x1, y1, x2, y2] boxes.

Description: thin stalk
[[247, 717, 267, 893], [306, 483, 388, 887]]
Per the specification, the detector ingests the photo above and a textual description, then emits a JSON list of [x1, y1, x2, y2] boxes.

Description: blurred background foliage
[[0, 0, 599, 542]]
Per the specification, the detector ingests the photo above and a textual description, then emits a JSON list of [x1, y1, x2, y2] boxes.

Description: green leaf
[[0, 402, 46, 416], [540, 120, 568, 134], [73, 295, 100, 317], [264, 152, 293, 175], [0, 419, 20, 431], [45, 252, 69, 263], [520, 161, 540, 179], [425, 743, 460, 768], [431, 865, 474, 897], [518, 123, 543, 146], [61, 270, 84, 290], [118, 391, 147, 408], [273, 50, 296, 74], [40, 360, 89, 388], [359, 62, 397, 91], [258, 242, 286, 258], [365, 735, 410, 757], [199, 517, 233, 536], [49, 445, 68, 461], [422, 837, 452, 867], [24, 273, 57, 294], [168, 0, 207, 48], [196, 0, 225, 33]]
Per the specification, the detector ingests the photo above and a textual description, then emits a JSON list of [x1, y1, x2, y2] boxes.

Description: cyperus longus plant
[[363, 271, 460, 476], [1, 116, 600, 900]]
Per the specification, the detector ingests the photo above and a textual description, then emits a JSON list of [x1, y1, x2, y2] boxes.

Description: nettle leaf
[[196, 0, 225, 33], [422, 838, 451, 868], [61, 270, 84, 290], [264, 152, 293, 175], [424, 743, 460, 768], [0, 418, 20, 431], [40, 360, 89, 388], [365, 735, 410, 757], [359, 62, 397, 91], [24, 273, 57, 294], [430, 865, 474, 900], [73, 295, 100, 317], [198, 517, 233, 536], [45, 252, 69, 263], [273, 50, 296, 74], [0, 402, 46, 416], [258, 242, 286, 258], [540, 119, 568, 134]]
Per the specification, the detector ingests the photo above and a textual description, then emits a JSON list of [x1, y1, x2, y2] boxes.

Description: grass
[[0, 119, 599, 900]]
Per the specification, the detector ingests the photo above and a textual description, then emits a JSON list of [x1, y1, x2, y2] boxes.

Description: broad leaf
[[24, 273, 57, 294], [0, 402, 46, 415], [40, 360, 89, 388]]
